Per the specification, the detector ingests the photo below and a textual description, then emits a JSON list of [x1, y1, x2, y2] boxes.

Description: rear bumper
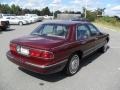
[[6, 51, 68, 74]]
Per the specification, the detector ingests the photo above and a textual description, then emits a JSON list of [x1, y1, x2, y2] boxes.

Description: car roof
[[42, 20, 90, 25], [72, 18, 89, 22]]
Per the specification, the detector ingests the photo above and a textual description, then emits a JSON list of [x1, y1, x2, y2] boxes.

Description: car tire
[[100, 40, 108, 53], [64, 54, 80, 76], [19, 22, 23, 26], [1, 27, 6, 31]]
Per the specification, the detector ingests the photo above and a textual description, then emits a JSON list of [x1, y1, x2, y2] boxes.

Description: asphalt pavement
[[0, 22, 120, 90]]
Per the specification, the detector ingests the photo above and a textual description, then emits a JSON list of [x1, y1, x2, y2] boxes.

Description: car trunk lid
[[11, 35, 66, 50]]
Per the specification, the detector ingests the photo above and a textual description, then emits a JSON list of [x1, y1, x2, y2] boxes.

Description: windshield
[[31, 24, 68, 39]]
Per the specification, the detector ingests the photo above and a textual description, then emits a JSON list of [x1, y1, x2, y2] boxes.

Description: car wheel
[[100, 40, 108, 53], [1, 27, 6, 31], [64, 54, 80, 76], [19, 22, 23, 26]]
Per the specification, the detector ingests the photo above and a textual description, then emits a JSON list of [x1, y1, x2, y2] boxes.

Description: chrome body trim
[[7, 53, 68, 69], [25, 59, 68, 69]]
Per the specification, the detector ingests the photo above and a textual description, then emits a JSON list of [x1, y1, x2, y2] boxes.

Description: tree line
[[0, 3, 52, 16], [0, 3, 119, 22], [0, 3, 81, 16]]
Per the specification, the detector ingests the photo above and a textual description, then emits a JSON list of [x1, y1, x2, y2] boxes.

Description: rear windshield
[[31, 24, 68, 39]]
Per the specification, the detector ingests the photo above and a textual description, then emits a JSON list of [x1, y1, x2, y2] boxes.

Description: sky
[[0, 0, 120, 16]]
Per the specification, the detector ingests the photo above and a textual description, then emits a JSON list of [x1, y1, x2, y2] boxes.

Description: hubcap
[[69, 55, 80, 74], [19, 22, 22, 26]]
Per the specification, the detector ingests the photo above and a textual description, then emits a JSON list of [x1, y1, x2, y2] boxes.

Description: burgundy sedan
[[7, 20, 109, 76]]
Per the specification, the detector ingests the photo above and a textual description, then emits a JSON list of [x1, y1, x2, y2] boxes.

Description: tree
[[114, 16, 120, 21], [32, 9, 41, 15], [96, 8, 106, 16], [11, 4, 21, 15], [0, 4, 11, 14], [82, 7, 86, 17], [86, 10, 97, 21], [54, 10, 61, 18], [75, 11, 81, 14], [41, 7, 51, 16], [82, 7, 97, 21], [22, 9, 31, 14]]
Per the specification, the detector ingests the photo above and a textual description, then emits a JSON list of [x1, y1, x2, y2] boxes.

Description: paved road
[[0, 23, 120, 90]]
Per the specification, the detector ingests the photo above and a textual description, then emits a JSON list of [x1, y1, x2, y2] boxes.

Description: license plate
[[20, 47, 29, 56]]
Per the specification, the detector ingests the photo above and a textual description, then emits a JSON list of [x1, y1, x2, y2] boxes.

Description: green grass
[[93, 21, 120, 32]]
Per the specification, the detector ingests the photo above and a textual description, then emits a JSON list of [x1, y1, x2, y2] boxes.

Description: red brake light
[[10, 43, 17, 52], [41, 51, 54, 59], [29, 49, 54, 59], [9, 43, 54, 59], [29, 49, 42, 57]]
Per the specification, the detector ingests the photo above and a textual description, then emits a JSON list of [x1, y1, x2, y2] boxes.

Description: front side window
[[77, 25, 90, 40], [88, 24, 100, 35], [31, 24, 68, 38]]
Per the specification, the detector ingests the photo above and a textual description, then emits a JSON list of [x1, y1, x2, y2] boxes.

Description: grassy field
[[93, 21, 120, 32], [93, 17, 120, 32]]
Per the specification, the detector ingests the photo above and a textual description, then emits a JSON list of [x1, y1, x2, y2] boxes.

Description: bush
[[86, 11, 96, 21], [95, 16, 120, 27]]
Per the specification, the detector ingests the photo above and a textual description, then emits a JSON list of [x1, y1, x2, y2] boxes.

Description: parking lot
[[0, 22, 120, 90]]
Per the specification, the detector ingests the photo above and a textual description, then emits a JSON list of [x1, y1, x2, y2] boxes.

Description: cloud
[[52, 0, 61, 4], [50, 0, 61, 7], [9, 0, 48, 9], [111, 5, 120, 11], [1, 0, 120, 16], [23, 0, 47, 9], [105, 5, 120, 17], [10, 0, 20, 5], [71, 0, 83, 4]]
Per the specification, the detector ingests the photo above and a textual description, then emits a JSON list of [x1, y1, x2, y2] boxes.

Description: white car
[[0, 14, 16, 18], [3, 17, 28, 26], [16, 16, 32, 24], [25, 14, 42, 22], [43, 15, 53, 20], [27, 17, 36, 23]]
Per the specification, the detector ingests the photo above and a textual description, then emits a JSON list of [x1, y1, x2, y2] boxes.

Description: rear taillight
[[29, 49, 54, 59], [29, 49, 42, 57], [10, 43, 17, 52], [9, 43, 54, 59]]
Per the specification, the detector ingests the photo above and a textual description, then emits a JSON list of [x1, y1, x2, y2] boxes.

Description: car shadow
[[80, 46, 110, 68], [19, 67, 67, 82], [0, 31, 2, 34], [3, 28, 15, 32], [19, 47, 109, 82], [0, 28, 15, 33], [80, 52, 102, 68]]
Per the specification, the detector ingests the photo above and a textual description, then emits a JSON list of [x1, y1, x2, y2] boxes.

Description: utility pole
[[85, 0, 87, 18], [52, 10, 54, 19], [50, 4, 55, 20]]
